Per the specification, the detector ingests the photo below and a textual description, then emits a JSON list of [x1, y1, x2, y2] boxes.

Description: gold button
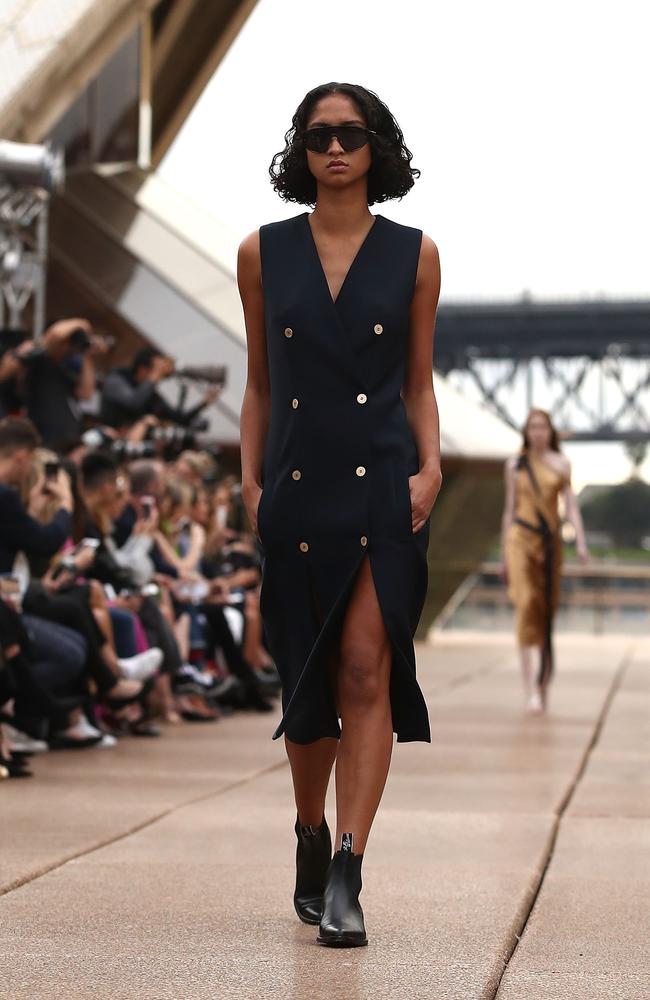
[[374, 323, 383, 335], [284, 327, 293, 338], [360, 535, 368, 546], [356, 393, 367, 404], [299, 541, 309, 552], [356, 466, 366, 477], [292, 469, 301, 480], [292, 398, 299, 409]]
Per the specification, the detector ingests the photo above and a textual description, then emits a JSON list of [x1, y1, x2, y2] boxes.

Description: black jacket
[[0, 483, 71, 575]]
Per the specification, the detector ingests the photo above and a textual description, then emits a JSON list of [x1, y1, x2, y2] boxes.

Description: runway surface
[[1, 633, 648, 1000]]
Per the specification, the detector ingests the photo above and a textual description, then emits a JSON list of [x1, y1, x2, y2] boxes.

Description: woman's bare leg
[[519, 644, 543, 713], [285, 735, 338, 827], [243, 592, 276, 670], [174, 612, 190, 662], [334, 556, 393, 854]]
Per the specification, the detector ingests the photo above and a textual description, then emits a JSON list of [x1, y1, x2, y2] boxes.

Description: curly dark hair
[[269, 82, 420, 206]]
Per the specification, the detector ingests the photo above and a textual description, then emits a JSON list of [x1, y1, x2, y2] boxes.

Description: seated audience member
[[0, 417, 72, 575]]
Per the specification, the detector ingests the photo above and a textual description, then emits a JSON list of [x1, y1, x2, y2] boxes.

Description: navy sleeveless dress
[[257, 211, 431, 745]]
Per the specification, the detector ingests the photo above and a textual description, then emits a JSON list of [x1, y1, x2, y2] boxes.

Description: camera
[[175, 364, 227, 387], [146, 420, 210, 457], [0, 327, 28, 358], [81, 428, 156, 460], [68, 327, 91, 352]]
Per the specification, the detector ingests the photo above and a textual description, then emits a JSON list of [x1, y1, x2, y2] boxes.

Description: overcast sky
[[159, 0, 649, 486]]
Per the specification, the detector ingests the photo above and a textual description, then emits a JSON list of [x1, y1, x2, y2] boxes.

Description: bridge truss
[[434, 300, 650, 442]]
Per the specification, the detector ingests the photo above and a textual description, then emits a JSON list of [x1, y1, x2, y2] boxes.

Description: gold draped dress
[[506, 452, 566, 651]]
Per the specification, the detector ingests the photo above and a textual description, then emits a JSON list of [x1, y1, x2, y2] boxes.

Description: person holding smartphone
[[0, 418, 73, 576]]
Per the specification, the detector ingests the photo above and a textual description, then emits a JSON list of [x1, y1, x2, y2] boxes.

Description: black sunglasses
[[302, 124, 378, 154]]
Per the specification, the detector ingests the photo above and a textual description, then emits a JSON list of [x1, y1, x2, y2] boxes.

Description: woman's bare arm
[[402, 234, 442, 532], [500, 455, 518, 578], [237, 230, 271, 535], [561, 458, 589, 562]]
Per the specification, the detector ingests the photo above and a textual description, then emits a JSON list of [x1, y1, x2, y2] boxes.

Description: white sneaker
[[58, 719, 102, 741], [95, 733, 117, 749], [118, 647, 163, 681], [177, 663, 214, 688], [4, 723, 49, 753], [74, 716, 103, 739]]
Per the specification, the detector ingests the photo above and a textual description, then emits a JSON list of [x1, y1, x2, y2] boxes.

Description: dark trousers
[[23, 583, 117, 695], [200, 603, 259, 695], [109, 607, 138, 658], [138, 597, 181, 675], [0, 600, 79, 734], [22, 615, 86, 697]]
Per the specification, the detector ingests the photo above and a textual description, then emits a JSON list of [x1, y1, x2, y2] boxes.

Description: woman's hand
[[42, 567, 73, 593], [242, 482, 263, 538], [28, 469, 49, 518], [408, 466, 442, 533], [577, 540, 590, 565], [71, 545, 96, 573], [209, 577, 231, 600], [133, 506, 159, 535]]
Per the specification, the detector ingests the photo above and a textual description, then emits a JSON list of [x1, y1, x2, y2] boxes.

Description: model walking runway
[[238, 81, 441, 946]]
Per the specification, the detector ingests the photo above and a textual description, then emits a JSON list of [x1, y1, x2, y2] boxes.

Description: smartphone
[[140, 495, 156, 518], [44, 461, 60, 481], [79, 538, 100, 550], [51, 557, 76, 581]]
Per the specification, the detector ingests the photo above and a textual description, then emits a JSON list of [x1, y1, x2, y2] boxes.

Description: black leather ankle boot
[[317, 833, 367, 947], [294, 814, 332, 924]]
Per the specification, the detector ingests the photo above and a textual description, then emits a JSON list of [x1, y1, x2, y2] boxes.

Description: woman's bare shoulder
[[237, 229, 261, 261]]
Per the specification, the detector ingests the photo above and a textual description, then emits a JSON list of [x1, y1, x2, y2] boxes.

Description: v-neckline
[[303, 211, 380, 306]]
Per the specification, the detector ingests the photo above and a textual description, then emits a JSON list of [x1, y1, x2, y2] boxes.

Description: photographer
[[100, 347, 220, 431], [0, 330, 33, 419], [20, 318, 108, 450], [0, 417, 72, 574]]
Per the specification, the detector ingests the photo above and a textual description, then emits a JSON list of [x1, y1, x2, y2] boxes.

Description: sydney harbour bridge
[[435, 298, 650, 442]]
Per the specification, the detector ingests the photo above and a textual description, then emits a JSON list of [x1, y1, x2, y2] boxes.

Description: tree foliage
[[581, 478, 650, 548]]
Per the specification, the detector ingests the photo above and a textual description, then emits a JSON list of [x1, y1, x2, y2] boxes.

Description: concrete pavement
[[1, 634, 647, 1000]]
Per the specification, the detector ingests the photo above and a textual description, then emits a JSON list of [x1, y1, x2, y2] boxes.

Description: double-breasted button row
[[287, 323, 382, 337], [301, 536, 368, 551], [286, 323, 382, 341]]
